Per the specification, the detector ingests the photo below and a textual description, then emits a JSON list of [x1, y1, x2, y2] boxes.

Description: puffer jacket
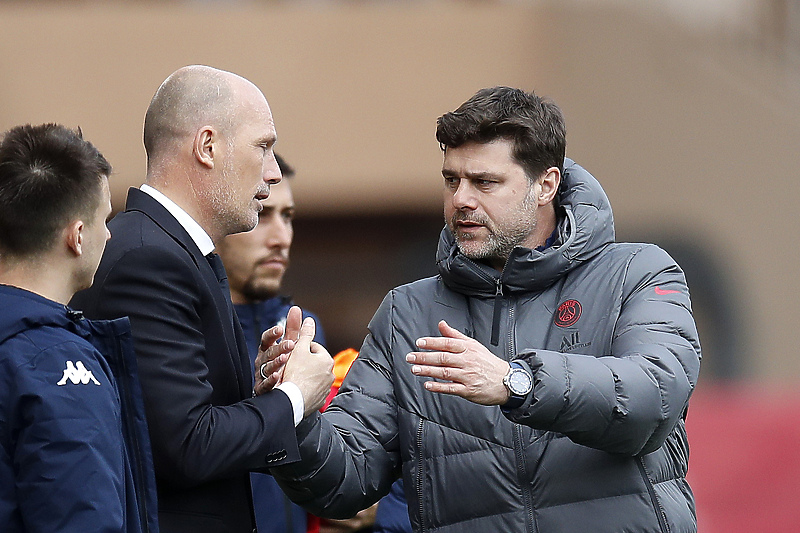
[[273, 160, 701, 533], [0, 285, 158, 533]]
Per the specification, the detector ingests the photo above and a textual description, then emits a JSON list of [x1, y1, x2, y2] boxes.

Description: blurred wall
[[1, 1, 798, 382]]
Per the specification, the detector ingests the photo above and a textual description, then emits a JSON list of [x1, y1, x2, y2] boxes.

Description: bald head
[[140, 65, 281, 243], [143, 65, 256, 165]]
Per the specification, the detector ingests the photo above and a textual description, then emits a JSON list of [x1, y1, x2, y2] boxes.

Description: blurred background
[[1, 0, 798, 530]]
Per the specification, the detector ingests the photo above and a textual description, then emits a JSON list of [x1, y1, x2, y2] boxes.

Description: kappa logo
[[555, 299, 582, 328], [57, 361, 101, 386]]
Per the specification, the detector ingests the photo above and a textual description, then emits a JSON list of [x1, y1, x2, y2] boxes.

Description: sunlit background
[[2, 0, 798, 530]]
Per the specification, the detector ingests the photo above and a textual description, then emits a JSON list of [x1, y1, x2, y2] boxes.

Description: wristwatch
[[502, 361, 533, 410]]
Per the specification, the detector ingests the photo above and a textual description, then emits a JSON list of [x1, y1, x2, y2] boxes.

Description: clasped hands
[[253, 306, 334, 417], [406, 320, 511, 406]]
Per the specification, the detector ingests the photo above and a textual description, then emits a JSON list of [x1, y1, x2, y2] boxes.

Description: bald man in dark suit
[[72, 65, 334, 533]]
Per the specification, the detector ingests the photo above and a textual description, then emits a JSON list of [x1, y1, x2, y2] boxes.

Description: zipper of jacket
[[457, 258, 505, 346], [637, 457, 670, 533], [114, 334, 153, 532], [507, 297, 536, 533], [491, 278, 504, 346], [416, 417, 427, 532], [513, 424, 536, 533]]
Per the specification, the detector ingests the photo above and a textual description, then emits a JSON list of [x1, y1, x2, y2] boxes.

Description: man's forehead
[[442, 140, 518, 174]]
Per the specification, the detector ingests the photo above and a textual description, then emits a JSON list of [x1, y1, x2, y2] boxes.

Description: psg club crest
[[555, 299, 582, 328]]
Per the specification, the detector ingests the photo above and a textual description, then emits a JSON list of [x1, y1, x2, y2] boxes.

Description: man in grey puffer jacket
[[271, 87, 701, 533]]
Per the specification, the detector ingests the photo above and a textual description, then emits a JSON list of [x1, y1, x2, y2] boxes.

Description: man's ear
[[65, 220, 84, 256], [193, 126, 216, 169], [537, 167, 561, 206]]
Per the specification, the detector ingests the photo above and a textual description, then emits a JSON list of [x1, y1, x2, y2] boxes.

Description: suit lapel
[[124, 188, 250, 398]]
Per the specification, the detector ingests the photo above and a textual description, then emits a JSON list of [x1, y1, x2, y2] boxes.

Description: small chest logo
[[555, 299, 582, 328], [560, 331, 592, 352]]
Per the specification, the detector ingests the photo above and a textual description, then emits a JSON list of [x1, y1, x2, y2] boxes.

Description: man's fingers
[[405, 350, 464, 368], [410, 362, 460, 382], [309, 341, 329, 357], [438, 320, 470, 340], [255, 339, 294, 368], [259, 324, 284, 351], [284, 306, 303, 342], [414, 336, 465, 354], [260, 352, 288, 374], [253, 369, 282, 395], [422, 379, 467, 397]]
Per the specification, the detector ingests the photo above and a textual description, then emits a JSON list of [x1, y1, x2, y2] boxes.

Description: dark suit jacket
[[71, 188, 300, 533]]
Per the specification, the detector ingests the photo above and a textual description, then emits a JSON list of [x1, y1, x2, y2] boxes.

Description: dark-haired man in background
[[0, 123, 157, 532], [217, 153, 325, 533], [219, 154, 380, 533], [271, 87, 701, 533]]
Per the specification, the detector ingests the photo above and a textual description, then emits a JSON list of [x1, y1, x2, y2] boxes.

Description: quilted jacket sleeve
[[505, 244, 701, 456], [271, 292, 400, 518]]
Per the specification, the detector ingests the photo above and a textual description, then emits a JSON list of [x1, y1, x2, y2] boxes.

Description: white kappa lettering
[[57, 361, 101, 386]]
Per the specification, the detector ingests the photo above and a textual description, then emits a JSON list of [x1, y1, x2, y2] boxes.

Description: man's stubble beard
[[240, 266, 286, 302], [449, 187, 538, 265], [206, 151, 262, 238]]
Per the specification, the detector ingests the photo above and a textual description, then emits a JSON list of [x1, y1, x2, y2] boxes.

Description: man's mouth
[[258, 255, 288, 268], [254, 188, 271, 202], [455, 219, 485, 232]]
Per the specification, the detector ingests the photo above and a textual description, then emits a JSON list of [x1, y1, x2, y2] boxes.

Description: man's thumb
[[298, 316, 316, 342]]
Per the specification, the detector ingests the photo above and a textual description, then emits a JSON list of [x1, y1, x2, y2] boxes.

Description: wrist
[[501, 361, 533, 411]]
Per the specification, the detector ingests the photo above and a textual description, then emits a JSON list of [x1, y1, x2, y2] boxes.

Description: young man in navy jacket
[[0, 123, 158, 532]]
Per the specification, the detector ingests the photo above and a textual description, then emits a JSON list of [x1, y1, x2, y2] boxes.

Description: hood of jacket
[[0, 285, 129, 345], [436, 158, 615, 297], [0, 285, 87, 344]]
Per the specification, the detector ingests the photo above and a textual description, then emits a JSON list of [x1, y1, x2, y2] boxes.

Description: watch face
[[508, 369, 532, 396]]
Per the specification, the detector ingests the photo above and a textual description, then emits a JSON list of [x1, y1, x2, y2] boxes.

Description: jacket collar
[[0, 284, 130, 343], [436, 158, 615, 296]]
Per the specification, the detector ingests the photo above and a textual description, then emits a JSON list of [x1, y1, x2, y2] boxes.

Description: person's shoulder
[[602, 242, 676, 267], [0, 325, 98, 379], [372, 275, 454, 320], [107, 208, 177, 252], [390, 275, 442, 297]]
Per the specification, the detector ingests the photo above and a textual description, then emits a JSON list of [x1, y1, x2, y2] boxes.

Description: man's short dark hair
[[0, 123, 111, 257], [274, 153, 295, 179], [436, 86, 566, 180]]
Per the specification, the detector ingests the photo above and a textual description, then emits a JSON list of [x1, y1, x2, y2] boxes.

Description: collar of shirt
[[139, 183, 215, 256]]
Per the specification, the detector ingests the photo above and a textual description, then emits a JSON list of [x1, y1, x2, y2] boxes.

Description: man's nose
[[266, 220, 292, 248], [263, 152, 282, 185], [452, 181, 477, 210]]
